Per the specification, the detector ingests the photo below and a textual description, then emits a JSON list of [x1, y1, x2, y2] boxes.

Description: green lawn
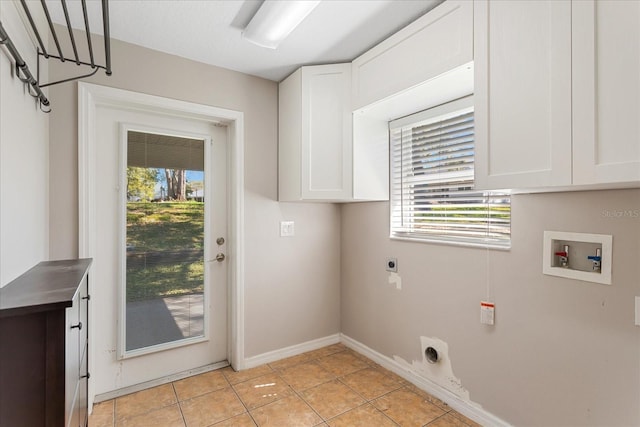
[[127, 202, 204, 252], [126, 202, 204, 302]]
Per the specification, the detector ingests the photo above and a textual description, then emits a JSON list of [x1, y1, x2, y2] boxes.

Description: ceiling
[[45, 0, 443, 82]]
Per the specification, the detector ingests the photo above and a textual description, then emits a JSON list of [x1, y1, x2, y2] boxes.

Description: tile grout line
[[280, 357, 334, 424], [112, 385, 183, 425], [271, 348, 400, 425], [423, 412, 451, 427], [227, 373, 261, 427], [170, 382, 188, 427], [332, 375, 408, 427], [332, 361, 454, 427], [291, 381, 329, 424], [270, 349, 346, 424], [113, 397, 118, 426], [290, 352, 396, 425]]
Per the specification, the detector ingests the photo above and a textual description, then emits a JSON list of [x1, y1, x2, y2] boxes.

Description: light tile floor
[[89, 344, 481, 427]]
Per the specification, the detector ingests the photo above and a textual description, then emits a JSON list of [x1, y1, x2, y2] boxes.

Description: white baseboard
[[242, 333, 341, 369], [94, 360, 229, 403], [340, 333, 511, 427]]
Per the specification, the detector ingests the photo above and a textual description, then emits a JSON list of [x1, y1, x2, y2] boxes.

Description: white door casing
[[78, 83, 245, 409]]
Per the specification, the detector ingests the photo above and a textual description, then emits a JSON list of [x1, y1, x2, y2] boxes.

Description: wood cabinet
[[351, 0, 473, 110], [0, 259, 92, 427], [279, 64, 354, 202], [474, 0, 640, 191]]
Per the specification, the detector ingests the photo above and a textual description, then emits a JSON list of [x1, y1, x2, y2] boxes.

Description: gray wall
[[48, 33, 341, 358], [341, 189, 640, 426], [0, 1, 49, 286]]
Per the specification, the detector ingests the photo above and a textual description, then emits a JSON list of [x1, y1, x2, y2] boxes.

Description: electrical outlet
[[386, 258, 397, 272]]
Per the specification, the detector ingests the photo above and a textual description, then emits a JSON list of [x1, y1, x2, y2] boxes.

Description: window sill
[[390, 235, 511, 251]]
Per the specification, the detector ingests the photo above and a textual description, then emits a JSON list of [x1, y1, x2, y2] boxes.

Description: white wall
[[341, 189, 640, 426], [0, 1, 49, 286], [47, 32, 341, 358]]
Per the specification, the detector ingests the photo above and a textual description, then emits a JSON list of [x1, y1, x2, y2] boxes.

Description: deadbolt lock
[[216, 237, 225, 246]]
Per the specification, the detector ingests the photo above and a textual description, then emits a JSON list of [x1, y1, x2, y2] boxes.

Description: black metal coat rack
[[0, 0, 112, 112]]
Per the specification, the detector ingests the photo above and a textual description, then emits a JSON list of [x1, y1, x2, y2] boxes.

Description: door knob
[[215, 253, 226, 262]]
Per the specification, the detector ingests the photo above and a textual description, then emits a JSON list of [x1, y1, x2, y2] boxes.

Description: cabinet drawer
[[79, 276, 89, 348], [65, 293, 81, 427], [78, 350, 89, 427]]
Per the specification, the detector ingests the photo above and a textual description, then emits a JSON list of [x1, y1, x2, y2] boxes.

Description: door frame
[[78, 82, 246, 410]]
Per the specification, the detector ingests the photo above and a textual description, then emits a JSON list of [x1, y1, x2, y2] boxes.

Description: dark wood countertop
[[0, 258, 93, 318]]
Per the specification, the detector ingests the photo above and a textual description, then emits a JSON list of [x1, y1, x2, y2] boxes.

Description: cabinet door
[[352, 0, 472, 110], [474, 0, 572, 190], [301, 64, 352, 200], [78, 347, 88, 427], [78, 276, 89, 426], [279, 68, 303, 201], [573, 0, 640, 185]]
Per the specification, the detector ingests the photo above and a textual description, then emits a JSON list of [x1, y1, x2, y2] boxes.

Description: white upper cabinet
[[352, 0, 473, 110], [279, 1, 474, 202], [572, 0, 640, 185], [474, 0, 573, 190], [475, 0, 640, 191], [279, 64, 353, 202]]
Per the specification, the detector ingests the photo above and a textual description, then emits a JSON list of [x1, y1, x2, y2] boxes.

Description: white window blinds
[[128, 131, 205, 171], [390, 96, 510, 248]]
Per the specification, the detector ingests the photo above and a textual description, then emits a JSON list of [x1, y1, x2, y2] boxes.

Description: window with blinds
[[389, 96, 511, 248]]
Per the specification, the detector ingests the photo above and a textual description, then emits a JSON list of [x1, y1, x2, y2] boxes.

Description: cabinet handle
[[82, 295, 91, 301], [71, 322, 82, 330], [81, 372, 90, 379]]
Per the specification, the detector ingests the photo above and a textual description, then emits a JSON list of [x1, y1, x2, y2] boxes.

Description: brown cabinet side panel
[[0, 313, 47, 426], [46, 310, 66, 427]]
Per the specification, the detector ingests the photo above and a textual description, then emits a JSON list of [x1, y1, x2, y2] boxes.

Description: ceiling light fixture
[[243, 0, 321, 49]]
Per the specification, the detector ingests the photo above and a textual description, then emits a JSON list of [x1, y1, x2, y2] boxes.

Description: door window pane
[[125, 131, 206, 351]]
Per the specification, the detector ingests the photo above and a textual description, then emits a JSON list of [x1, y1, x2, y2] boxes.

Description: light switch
[[280, 221, 295, 237], [635, 297, 640, 326]]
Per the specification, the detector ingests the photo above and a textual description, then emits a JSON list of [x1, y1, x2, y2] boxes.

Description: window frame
[[389, 96, 511, 250]]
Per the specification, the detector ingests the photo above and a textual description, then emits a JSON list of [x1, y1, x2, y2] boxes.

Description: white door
[[92, 103, 228, 397]]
